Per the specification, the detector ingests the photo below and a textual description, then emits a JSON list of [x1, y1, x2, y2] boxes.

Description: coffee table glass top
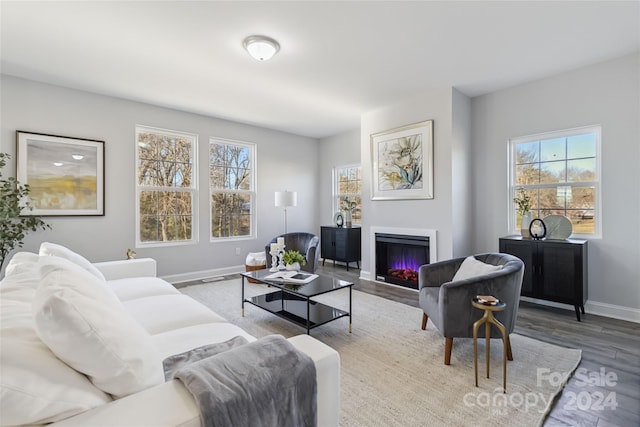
[[242, 269, 353, 296], [241, 269, 353, 334]]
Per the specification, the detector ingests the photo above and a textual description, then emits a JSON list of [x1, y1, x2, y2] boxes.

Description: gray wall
[[318, 128, 361, 226], [470, 53, 640, 320], [0, 75, 320, 279], [359, 88, 459, 279], [452, 88, 473, 257]]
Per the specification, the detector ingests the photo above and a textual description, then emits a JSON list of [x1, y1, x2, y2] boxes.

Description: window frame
[[209, 137, 257, 242], [135, 125, 198, 248], [508, 125, 601, 238], [333, 163, 362, 225]]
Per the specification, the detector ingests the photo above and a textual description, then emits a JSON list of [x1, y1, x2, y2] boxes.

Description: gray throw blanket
[[172, 334, 317, 427], [163, 336, 249, 381]]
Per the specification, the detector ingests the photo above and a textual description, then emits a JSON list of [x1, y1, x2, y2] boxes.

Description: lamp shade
[[275, 191, 297, 208]]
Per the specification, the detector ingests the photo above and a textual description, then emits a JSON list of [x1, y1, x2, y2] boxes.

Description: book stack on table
[[476, 295, 499, 305]]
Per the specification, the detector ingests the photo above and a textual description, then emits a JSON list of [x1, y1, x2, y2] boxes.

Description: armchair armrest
[[93, 258, 157, 280], [305, 245, 316, 261], [439, 266, 523, 337], [418, 257, 465, 289]]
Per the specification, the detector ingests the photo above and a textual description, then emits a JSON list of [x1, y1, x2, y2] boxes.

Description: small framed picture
[[16, 131, 105, 216], [370, 120, 434, 200], [333, 211, 344, 227]]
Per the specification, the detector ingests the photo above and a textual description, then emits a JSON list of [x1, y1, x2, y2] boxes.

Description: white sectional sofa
[[0, 243, 340, 426]]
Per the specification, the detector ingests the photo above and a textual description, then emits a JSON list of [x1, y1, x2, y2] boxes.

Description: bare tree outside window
[[136, 127, 196, 244], [335, 165, 362, 224], [511, 127, 599, 235], [210, 139, 255, 239]]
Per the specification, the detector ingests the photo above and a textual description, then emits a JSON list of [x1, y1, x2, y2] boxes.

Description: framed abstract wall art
[[16, 131, 105, 216], [370, 120, 433, 200]]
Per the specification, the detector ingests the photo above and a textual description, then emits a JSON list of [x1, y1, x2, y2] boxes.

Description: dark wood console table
[[320, 226, 361, 271], [499, 236, 588, 321]]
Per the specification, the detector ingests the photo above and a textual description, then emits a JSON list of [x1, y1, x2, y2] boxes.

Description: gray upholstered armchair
[[419, 253, 524, 365], [264, 232, 320, 273]]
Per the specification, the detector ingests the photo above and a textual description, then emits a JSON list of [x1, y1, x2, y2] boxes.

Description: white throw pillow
[[32, 258, 165, 398], [0, 334, 111, 425], [39, 241, 106, 281], [1, 267, 111, 425], [1, 252, 40, 292], [3, 251, 40, 279], [452, 256, 503, 282]]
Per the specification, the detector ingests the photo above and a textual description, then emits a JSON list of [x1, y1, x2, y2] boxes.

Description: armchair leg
[[421, 313, 428, 330], [444, 337, 453, 365], [506, 335, 513, 361]]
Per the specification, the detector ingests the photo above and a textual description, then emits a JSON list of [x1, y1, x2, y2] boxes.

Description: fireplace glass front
[[375, 233, 429, 290]]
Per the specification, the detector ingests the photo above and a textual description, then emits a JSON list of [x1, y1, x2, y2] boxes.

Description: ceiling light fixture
[[243, 35, 280, 61]]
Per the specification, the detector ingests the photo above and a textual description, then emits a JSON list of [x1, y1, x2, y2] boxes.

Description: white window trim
[[209, 137, 257, 242], [135, 125, 199, 248], [507, 125, 601, 238]]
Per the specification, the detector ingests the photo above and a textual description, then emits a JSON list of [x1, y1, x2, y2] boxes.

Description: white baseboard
[[515, 296, 640, 324], [360, 270, 372, 281], [161, 264, 245, 284], [584, 300, 640, 323]]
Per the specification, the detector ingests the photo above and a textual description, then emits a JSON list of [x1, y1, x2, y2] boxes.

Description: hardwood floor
[[315, 262, 640, 427]]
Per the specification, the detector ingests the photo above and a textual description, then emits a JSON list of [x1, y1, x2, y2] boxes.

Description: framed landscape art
[[16, 131, 105, 216], [370, 120, 433, 200]]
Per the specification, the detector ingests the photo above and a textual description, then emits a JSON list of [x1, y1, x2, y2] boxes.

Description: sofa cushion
[[0, 272, 111, 426], [108, 276, 180, 301], [452, 255, 503, 282], [32, 258, 165, 398], [152, 323, 257, 360], [123, 294, 227, 335], [39, 241, 106, 281]]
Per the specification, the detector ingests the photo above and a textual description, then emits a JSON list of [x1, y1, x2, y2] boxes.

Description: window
[[209, 138, 255, 240], [136, 126, 197, 245], [509, 126, 600, 236], [334, 164, 362, 224]]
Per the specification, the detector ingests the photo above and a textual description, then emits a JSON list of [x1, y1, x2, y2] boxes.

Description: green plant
[[513, 187, 531, 216], [0, 153, 50, 271], [282, 249, 306, 266]]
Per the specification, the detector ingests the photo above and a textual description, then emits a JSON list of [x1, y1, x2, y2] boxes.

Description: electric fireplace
[[375, 233, 430, 290]]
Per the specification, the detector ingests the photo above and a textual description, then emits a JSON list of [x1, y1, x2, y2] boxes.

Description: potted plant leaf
[[0, 153, 50, 274], [513, 187, 532, 238], [282, 250, 306, 271]]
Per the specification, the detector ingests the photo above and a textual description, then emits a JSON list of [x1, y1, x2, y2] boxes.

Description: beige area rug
[[180, 279, 581, 427]]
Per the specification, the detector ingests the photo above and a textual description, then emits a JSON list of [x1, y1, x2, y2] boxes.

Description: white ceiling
[[1, 1, 638, 139]]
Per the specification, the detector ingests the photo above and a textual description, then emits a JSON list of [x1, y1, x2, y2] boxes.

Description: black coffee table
[[241, 269, 353, 334]]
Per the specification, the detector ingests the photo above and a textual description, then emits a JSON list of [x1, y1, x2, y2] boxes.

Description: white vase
[[520, 211, 533, 238], [286, 262, 300, 271]]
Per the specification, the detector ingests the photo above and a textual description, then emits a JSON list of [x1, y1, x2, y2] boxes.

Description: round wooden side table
[[472, 297, 508, 393]]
